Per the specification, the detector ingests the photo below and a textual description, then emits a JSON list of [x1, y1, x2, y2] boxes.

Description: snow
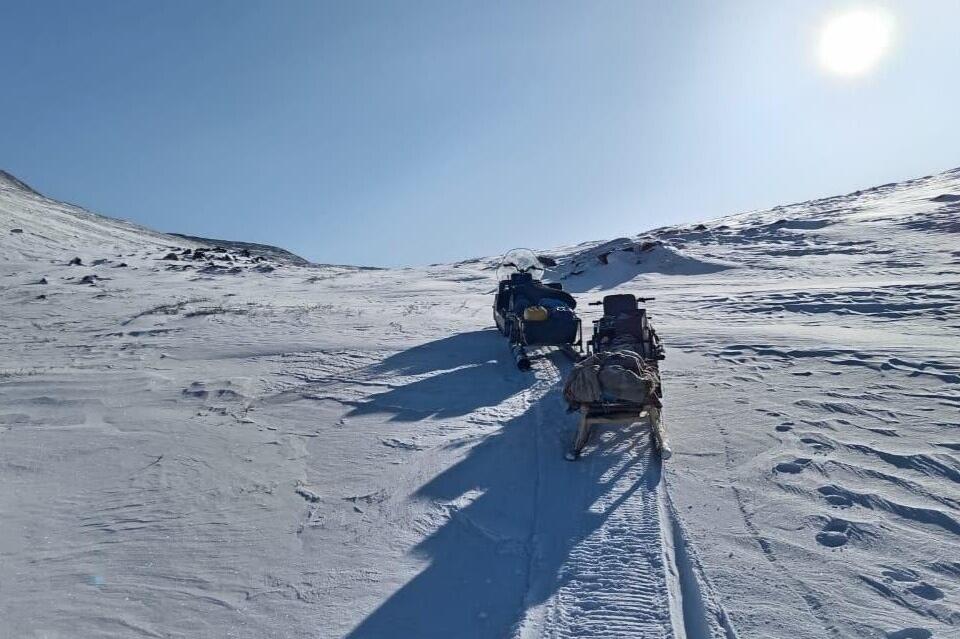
[[1, 166, 958, 638]]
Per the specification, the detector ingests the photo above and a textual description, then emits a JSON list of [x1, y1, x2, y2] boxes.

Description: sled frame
[[568, 402, 668, 460]]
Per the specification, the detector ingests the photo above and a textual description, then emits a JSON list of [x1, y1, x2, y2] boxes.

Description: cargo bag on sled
[[563, 349, 659, 409]]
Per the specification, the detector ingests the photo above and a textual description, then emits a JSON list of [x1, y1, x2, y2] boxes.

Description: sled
[[565, 400, 672, 461], [564, 293, 669, 460]]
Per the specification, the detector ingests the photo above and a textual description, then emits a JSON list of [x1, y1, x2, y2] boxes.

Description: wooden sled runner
[[565, 400, 672, 461]]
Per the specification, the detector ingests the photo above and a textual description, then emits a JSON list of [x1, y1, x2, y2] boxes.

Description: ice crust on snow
[[2, 167, 960, 638]]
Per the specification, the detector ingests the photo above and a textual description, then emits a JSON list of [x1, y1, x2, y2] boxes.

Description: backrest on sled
[[602, 294, 638, 317], [590, 293, 664, 362], [600, 294, 649, 341]]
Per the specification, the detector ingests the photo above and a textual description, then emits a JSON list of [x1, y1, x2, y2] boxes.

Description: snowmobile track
[[518, 355, 731, 639], [541, 456, 671, 638]]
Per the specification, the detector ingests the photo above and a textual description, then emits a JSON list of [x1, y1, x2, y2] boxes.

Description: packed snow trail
[[515, 356, 674, 638], [522, 412, 675, 638], [515, 356, 731, 639]]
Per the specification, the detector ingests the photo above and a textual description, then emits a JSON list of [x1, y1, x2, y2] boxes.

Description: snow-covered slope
[[1, 170, 198, 259], [1, 168, 958, 639]]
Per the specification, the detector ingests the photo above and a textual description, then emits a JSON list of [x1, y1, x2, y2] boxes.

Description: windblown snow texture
[[2, 167, 958, 638]]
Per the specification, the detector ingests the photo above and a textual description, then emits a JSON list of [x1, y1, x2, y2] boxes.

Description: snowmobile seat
[[509, 278, 577, 310]]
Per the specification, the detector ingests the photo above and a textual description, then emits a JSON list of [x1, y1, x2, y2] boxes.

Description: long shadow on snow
[[370, 330, 507, 376], [347, 330, 532, 421], [346, 351, 660, 638]]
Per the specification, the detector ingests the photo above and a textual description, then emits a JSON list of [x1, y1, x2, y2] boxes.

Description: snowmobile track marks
[[519, 355, 729, 639], [538, 441, 673, 638]]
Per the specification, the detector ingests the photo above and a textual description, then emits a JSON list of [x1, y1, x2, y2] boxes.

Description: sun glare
[[818, 8, 895, 76]]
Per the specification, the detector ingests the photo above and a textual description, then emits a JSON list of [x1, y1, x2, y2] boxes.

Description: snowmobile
[[493, 249, 582, 370], [563, 293, 670, 460]]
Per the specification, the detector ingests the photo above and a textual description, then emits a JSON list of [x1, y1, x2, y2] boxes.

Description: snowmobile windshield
[[497, 248, 545, 282]]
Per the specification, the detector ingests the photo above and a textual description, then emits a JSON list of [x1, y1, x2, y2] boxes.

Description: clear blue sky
[[2, 1, 958, 266]]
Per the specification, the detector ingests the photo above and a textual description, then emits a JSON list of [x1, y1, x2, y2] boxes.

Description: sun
[[817, 8, 895, 76]]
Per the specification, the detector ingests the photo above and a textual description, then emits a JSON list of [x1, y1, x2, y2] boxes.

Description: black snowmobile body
[[493, 272, 582, 370]]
